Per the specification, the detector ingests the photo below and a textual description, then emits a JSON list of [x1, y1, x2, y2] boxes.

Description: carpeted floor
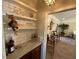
[[46, 37, 76, 59]]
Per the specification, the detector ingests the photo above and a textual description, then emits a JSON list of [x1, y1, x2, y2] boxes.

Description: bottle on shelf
[[7, 37, 15, 53]]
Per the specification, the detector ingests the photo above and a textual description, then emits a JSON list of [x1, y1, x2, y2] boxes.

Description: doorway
[[46, 9, 76, 59]]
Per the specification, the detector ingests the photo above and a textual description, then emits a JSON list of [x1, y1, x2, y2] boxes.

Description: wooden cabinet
[[20, 52, 31, 59], [31, 45, 41, 59], [20, 45, 41, 59]]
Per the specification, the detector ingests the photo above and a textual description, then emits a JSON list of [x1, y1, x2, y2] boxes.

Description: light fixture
[[62, 17, 65, 20], [44, 0, 55, 6]]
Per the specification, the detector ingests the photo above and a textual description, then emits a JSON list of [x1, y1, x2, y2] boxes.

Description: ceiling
[[47, 0, 76, 13], [18, 0, 76, 13], [52, 9, 76, 21]]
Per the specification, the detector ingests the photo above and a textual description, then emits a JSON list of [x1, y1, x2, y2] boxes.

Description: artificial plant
[[58, 23, 69, 35]]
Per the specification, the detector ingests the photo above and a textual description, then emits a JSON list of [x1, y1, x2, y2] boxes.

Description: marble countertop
[[6, 39, 41, 59]]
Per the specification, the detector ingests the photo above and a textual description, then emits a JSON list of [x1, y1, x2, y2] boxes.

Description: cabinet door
[[20, 52, 31, 59], [20, 45, 41, 59], [31, 45, 41, 59]]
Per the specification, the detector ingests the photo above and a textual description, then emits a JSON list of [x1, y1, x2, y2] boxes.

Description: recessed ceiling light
[[62, 18, 65, 20]]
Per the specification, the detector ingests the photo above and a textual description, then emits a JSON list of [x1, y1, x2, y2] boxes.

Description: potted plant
[[58, 23, 69, 35]]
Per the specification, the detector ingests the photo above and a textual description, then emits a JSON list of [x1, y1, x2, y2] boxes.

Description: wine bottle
[[8, 37, 15, 53]]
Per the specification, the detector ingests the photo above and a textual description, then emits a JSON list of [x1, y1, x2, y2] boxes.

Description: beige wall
[[2, 32, 6, 59]]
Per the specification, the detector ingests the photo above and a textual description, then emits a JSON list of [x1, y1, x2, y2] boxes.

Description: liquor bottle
[[8, 37, 15, 53]]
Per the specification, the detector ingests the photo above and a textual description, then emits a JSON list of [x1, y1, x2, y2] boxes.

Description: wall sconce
[[50, 20, 54, 30]]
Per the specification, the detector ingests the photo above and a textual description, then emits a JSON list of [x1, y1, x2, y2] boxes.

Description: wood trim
[[49, 5, 76, 14]]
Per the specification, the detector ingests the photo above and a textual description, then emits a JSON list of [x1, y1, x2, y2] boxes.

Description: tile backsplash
[[4, 26, 36, 46], [14, 29, 36, 46]]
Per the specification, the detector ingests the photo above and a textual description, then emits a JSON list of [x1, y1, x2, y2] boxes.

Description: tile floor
[[46, 37, 76, 59]]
